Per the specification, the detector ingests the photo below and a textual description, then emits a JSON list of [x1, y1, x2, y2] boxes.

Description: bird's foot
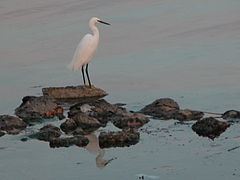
[[84, 84, 96, 89]]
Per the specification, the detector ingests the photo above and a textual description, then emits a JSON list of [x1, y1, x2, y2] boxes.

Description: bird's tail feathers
[[68, 58, 84, 71], [67, 61, 76, 71]]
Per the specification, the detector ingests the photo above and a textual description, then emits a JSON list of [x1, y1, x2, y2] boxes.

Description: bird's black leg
[[81, 65, 86, 85], [85, 64, 92, 88]]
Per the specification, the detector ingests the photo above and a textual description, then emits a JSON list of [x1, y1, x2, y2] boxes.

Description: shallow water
[[1, 0, 240, 179]]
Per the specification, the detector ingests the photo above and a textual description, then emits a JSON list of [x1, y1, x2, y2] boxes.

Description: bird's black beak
[[98, 20, 111, 25]]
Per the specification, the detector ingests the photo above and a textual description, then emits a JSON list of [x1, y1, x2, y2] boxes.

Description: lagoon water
[[1, 0, 240, 179]]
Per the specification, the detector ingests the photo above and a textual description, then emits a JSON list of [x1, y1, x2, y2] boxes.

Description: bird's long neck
[[90, 23, 99, 39]]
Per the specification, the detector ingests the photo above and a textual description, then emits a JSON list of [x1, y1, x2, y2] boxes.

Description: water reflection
[[85, 134, 116, 168]]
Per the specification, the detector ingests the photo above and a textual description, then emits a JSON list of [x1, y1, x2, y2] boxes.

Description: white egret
[[68, 17, 110, 88]]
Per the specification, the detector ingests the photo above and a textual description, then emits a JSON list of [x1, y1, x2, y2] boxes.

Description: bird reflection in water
[[85, 134, 116, 168]]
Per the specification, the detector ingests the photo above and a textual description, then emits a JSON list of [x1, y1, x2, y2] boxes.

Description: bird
[[68, 17, 110, 88]]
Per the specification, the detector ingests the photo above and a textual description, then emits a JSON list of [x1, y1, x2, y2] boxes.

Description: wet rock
[[60, 114, 101, 135], [42, 85, 107, 100], [0, 131, 5, 137], [111, 112, 149, 129], [173, 109, 204, 121], [69, 99, 149, 128], [222, 110, 240, 120], [192, 117, 230, 139], [72, 128, 90, 135], [15, 96, 63, 121], [49, 136, 89, 148], [73, 113, 102, 130], [60, 119, 77, 133], [140, 98, 180, 119], [20, 137, 28, 142], [45, 106, 65, 119], [98, 129, 140, 148], [68, 99, 119, 125], [32, 124, 61, 141], [0, 115, 27, 134]]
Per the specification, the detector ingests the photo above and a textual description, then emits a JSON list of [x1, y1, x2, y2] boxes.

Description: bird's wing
[[68, 34, 94, 71]]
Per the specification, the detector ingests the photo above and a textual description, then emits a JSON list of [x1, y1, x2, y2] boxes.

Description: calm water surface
[[1, 0, 240, 179]]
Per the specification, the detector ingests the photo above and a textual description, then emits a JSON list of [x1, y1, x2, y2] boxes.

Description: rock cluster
[[68, 99, 149, 130], [140, 98, 203, 121], [56, 99, 149, 147], [2, 86, 150, 149], [2, 84, 240, 147]]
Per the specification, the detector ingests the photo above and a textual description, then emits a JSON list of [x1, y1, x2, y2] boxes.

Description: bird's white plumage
[[68, 34, 98, 71], [68, 17, 101, 71]]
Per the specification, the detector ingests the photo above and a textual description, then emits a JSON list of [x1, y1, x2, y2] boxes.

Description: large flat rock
[[42, 86, 108, 99]]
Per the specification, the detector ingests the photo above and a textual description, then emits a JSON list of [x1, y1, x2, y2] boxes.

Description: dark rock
[[222, 110, 240, 120], [140, 98, 180, 119], [20, 137, 28, 142], [60, 119, 77, 133], [141, 98, 204, 121], [192, 117, 230, 139], [68, 99, 119, 125], [33, 124, 61, 141], [73, 113, 102, 130], [113, 103, 126, 107], [0, 115, 27, 134], [60, 114, 101, 135], [111, 112, 149, 129], [15, 96, 63, 120], [42, 85, 107, 100], [173, 109, 204, 121], [0, 131, 5, 137], [49, 136, 89, 148], [72, 128, 90, 135], [69, 99, 149, 128], [98, 129, 140, 148]]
